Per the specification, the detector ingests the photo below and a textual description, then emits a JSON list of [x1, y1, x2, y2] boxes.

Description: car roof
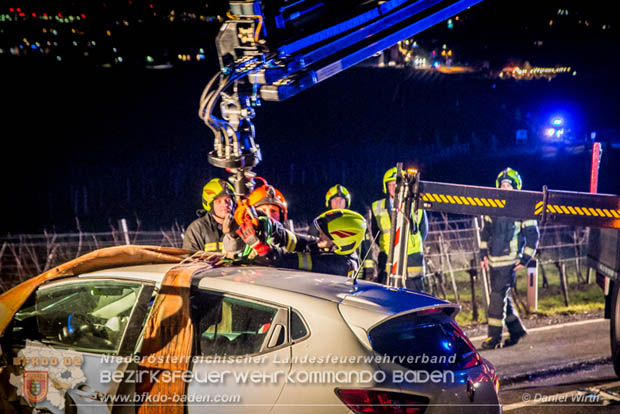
[[79, 263, 453, 316], [78, 263, 176, 285]]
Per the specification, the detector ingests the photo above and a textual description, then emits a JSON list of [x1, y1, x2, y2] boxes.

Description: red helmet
[[248, 184, 288, 221]]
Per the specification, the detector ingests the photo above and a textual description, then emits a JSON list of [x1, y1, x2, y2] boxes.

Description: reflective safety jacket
[[363, 197, 428, 278], [479, 216, 539, 268], [183, 210, 225, 252], [257, 244, 360, 277]]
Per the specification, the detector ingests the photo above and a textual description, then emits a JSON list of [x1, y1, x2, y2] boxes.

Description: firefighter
[[325, 184, 351, 210], [309, 184, 353, 238], [248, 182, 288, 223], [364, 167, 428, 290], [237, 209, 366, 277], [244, 182, 316, 253], [183, 178, 234, 252], [480, 167, 539, 349]]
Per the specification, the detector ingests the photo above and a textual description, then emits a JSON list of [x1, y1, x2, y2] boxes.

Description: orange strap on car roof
[[136, 261, 208, 414], [0, 245, 190, 336]]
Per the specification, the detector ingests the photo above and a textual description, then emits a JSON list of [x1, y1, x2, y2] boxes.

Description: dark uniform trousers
[[487, 265, 526, 340]]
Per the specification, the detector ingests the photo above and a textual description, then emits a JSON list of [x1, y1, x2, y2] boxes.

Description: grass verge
[[431, 260, 605, 326]]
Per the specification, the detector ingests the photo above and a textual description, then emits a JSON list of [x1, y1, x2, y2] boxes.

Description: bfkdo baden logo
[[23, 371, 48, 403]]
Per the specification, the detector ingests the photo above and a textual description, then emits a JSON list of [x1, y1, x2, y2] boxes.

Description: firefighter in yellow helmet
[[237, 209, 366, 276], [363, 166, 428, 290], [309, 184, 354, 239], [325, 184, 351, 210], [183, 178, 234, 252], [480, 168, 539, 349]]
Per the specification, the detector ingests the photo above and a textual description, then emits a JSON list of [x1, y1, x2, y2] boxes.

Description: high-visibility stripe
[[423, 192, 506, 208], [488, 317, 503, 327], [479, 241, 488, 249], [204, 242, 220, 252], [407, 266, 423, 276], [363, 260, 375, 268], [489, 255, 518, 267], [523, 220, 537, 227], [297, 252, 312, 271], [523, 247, 536, 257], [532, 203, 620, 218], [286, 230, 298, 252]]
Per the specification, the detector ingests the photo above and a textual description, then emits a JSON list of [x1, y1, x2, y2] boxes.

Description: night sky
[[1, 0, 619, 234]]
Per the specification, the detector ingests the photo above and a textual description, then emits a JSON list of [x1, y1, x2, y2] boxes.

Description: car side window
[[191, 292, 281, 356], [4, 280, 143, 354], [290, 310, 309, 341]]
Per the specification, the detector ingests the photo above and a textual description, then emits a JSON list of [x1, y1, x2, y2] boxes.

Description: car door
[[187, 289, 292, 414], [0, 278, 154, 414]]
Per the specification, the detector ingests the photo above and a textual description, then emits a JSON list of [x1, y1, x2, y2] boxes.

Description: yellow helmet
[[496, 167, 522, 190], [202, 178, 234, 211], [313, 209, 367, 255], [382, 167, 397, 193], [325, 184, 351, 208]]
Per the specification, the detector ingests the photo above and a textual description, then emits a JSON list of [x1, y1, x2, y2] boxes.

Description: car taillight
[[335, 389, 429, 414], [450, 322, 483, 369]]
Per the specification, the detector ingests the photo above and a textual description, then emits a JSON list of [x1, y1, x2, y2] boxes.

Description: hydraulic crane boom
[[201, 0, 483, 193], [216, 0, 483, 101]]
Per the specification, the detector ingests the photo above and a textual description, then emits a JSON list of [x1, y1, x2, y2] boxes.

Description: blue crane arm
[[216, 0, 483, 101]]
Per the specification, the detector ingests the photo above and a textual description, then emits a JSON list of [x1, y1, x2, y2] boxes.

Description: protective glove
[[222, 213, 239, 235], [236, 216, 271, 256]]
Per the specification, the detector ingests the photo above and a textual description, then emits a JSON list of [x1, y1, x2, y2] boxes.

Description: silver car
[[0, 254, 500, 413]]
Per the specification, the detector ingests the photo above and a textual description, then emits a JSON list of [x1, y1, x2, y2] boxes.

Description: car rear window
[[368, 311, 481, 371]]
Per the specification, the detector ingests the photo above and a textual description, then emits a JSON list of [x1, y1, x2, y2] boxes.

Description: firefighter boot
[[480, 336, 502, 350], [481, 325, 503, 349], [504, 319, 527, 347]]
